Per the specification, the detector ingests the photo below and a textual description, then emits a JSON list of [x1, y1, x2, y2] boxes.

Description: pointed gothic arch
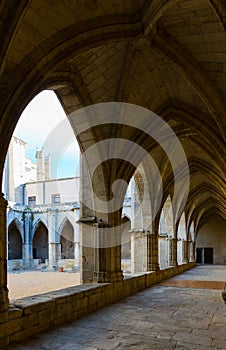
[[8, 220, 23, 260], [59, 218, 74, 259], [32, 221, 48, 262]]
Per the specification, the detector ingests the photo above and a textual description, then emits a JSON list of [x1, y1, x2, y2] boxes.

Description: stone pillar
[[148, 232, 160, 271], [49, 243, 58, 270], [93, 222, 123, 283], [79, 154, 96, 283], [74, 209, 80, 267], [0, 194, 9, 312], [23, 210, 33, 269], [80, 219, 95, 283], [131, 229, 148, 273], [130, 178, 143, 229], [189, 241, 195, 262], [182, 240, 189, 264], [168, 237, 178, 266], [48, 211, 57, 270]]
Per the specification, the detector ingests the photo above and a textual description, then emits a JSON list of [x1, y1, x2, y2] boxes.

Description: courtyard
[[8, 271, 80, 301]]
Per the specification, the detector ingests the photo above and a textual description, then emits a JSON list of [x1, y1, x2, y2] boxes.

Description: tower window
[[28, 196, 36, 206], [52, 194, 60, 203]]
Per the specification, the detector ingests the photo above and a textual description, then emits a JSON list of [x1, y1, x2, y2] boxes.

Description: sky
[[13, 90, 80, 179]]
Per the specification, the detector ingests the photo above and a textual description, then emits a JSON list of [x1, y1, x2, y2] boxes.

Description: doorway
[[204, 247, 213, 264], [196, 247, 213, 264]]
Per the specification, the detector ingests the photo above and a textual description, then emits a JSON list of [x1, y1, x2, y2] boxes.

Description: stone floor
[[8, 271, 80, 300], [5, 265, 226, 349]]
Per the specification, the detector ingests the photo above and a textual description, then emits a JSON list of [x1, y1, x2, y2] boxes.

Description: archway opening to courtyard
[[60, 219, 74, 260], [32, 222, 49, 262], [6, 90, 82, 300], [8, 221, 22, 260]]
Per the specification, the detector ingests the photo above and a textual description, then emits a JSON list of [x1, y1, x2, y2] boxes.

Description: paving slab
[[5, 265, 226, 350]]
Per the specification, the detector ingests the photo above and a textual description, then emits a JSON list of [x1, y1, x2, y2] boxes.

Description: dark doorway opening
[[204, 247, 213, 264], [8, 222, 22, 259], [196, 247, 213, 264], [33, 222, 48, 262]]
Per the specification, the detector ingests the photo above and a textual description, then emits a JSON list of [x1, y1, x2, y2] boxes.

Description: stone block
[[13, 296, 54, 315], [0, 335, 9, 348], [0, 318, 22, 337], [0, 311, 8, 324], [8, 307, 23, 320]]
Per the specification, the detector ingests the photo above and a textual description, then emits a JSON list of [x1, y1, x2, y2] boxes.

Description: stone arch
[[158, 196, 173, 268], [59, 218, 74, 259], [8, 220, 23, 260], [32, 218, 48, 239], [178, 213, 186, 240], [162, 196, 174, 237], [188, 222, 195, 243], [7, 216, 23, 235], [177, 212, 186, 265], [32, 221, 49, 262]]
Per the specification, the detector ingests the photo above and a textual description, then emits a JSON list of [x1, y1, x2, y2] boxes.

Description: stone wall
[[196, 217, 226, 264], [0, 262, 195, 348]]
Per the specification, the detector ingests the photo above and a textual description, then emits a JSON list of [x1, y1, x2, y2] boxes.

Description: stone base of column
[[0, 288, 9, 312], [48, 243, 59, 271], [93, 270, 123, 283], [182, 258, 189, 264], [81, 270, 95, 284]]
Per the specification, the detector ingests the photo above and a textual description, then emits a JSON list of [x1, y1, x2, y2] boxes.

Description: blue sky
[[14, 90, 80, 178]]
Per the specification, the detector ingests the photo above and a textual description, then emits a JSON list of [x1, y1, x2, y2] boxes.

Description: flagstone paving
[[5, 265, 226, 349]]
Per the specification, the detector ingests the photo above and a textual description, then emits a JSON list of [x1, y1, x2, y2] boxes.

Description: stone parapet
[[0, 262, 196, 348]]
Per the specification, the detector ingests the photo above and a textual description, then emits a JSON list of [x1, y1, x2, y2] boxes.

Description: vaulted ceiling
[[0, 0, 225, 230]]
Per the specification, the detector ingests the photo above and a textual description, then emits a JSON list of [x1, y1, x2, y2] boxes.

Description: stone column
[[93, 222, 123, 283], [79, 219, 96, 283], [131, 229, 148, 273], [189, 241, 195, 262], [48, 211, 57, 270], [23, 210, 33, 269], [0, 194, 9, 312], [74, 209, 80, 267], [168, 237, 178, 266], [182, 240, 189, 264], [148, 232, 160, 271], [79, 155, 96, 283], [49, 243, 58, 270]]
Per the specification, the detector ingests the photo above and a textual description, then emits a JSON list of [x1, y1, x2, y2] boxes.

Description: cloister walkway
[[5, 265, 226, 350]]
